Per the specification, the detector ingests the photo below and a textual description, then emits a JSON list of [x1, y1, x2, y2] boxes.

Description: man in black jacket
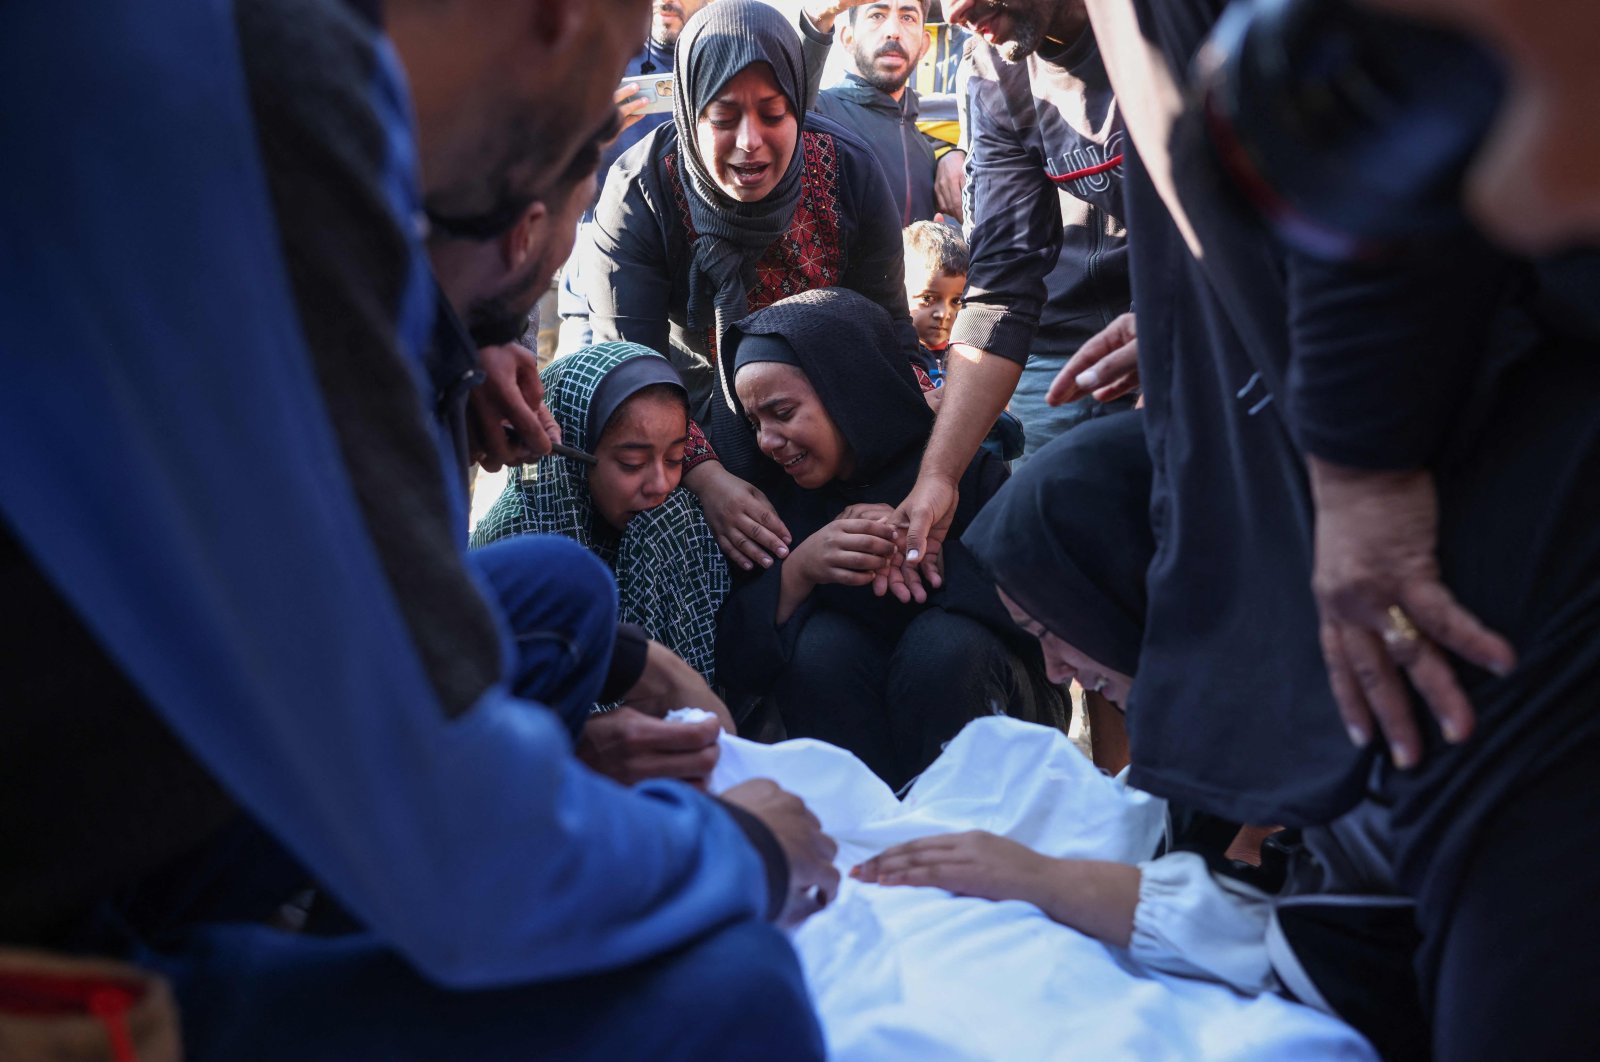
[[814, 0, 962, 225]]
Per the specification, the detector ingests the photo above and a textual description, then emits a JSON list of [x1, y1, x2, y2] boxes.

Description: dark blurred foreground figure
[[860, 413, 1427, 1059], [1082, 0, 1600, 1056], [0, 1, 834, 1057]]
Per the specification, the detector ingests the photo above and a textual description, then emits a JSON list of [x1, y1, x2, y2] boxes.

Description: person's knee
[[780, 612, 877, 694], [468, 536, 618, 722], [470, 536, 617, 645], [669, 920, 824, 1060], [890, 612, 1005, 696]]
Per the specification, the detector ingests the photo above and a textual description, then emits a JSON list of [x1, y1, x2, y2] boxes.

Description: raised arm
[[896, 57, 1059, 562]]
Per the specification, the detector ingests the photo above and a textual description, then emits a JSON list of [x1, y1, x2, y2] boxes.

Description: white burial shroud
[[711, 716, 1376, 1062]]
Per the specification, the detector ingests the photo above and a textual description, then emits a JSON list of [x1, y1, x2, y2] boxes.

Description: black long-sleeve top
[[585, 112, 918, 419]]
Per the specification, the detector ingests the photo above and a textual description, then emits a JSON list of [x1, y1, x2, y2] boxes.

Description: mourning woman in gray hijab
[[584, 0, 918, 572]]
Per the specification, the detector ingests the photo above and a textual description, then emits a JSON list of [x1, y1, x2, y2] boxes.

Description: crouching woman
[[715, 288, 1061, 791], [473, 342, 729, 687]]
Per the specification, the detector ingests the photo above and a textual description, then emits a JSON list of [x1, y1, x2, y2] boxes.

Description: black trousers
[[773, 607, 1047, 791], [1428, 730, 1600, 1060]]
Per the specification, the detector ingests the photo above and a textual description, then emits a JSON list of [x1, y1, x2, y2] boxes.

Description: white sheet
[[711, 718, 1376, 1061]]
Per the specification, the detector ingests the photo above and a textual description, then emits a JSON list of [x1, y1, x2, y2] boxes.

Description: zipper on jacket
[[899, 99, 913, 226]]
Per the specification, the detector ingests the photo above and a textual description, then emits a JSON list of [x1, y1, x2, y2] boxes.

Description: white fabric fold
[[713, 717, 1375, 1061], [1132, 851, 1281, 996]]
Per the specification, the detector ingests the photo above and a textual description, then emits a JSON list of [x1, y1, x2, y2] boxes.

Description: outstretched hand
[[1308, 457, 1515, 769], [1047, 312, 1139, 406], [890, 472, 956, 598], [851, 831, 1048, 903]]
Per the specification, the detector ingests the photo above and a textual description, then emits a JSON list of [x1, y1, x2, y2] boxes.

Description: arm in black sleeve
[[834, 131, 921, 360], [796, 9, 833, 111], [947, 55, 1062, 366], [586, 150, 674, 357], [714, 562, 814, 695], [1285, 233, 1517, 470]]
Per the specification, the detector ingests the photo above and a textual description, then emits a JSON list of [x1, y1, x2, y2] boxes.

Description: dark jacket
[[1118, 0, 1600, 871], [586, 112, 918, 420], [814, 73, 939, 225], [953, 30, 1131, 365]]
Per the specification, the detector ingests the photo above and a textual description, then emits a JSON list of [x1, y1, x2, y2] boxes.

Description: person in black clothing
[[587, 0, 919, 576], [716, 288, 1061, 792], [814, 0, 964, 226], [895, 0, 1133, 548], [855, 412, 1427, 1059]]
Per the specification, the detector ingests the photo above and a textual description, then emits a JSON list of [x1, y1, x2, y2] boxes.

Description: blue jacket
[[0, 0, 770, 983]]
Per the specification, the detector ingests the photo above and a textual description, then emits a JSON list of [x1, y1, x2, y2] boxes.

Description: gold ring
[[1382, 605, 1421, 650]]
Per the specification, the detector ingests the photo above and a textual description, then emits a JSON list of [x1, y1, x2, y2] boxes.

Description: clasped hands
[[788, 503, 944, 605]]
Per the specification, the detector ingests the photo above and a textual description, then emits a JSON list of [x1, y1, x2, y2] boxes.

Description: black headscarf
[[961, 411, 1154, 678], [673, 0, 809, 343], [723, 288, 931, 488]]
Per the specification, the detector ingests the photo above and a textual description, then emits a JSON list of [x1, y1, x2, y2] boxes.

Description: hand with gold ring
[[1308, 458, 1516, 769]]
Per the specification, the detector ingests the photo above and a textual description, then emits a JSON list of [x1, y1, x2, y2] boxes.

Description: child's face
[[587, 391, 689, 530], [905, 267, 965, 351]]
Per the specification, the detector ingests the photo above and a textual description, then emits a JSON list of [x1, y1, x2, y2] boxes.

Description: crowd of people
[[3, 0, 1598, 1058]]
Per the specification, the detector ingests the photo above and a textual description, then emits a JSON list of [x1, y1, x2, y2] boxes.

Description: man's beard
[[652, 4, 686, 48], [994, 9, 1047, 63], [466, 258, 549, 348], [854, 44, 915, 96]]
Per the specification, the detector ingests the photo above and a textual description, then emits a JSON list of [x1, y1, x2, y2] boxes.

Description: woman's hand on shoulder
[[684, 461, 792, 572]]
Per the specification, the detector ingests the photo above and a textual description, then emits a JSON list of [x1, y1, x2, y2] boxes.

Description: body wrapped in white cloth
[[712, 717, 1374, 1061]]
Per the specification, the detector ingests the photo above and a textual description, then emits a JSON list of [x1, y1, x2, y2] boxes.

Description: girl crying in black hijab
[[716, 288, 1061, 791]]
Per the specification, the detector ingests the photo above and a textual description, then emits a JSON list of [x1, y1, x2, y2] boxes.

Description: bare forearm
[[1023, 859, 1142, 948], [921, 346, 1023, 483]]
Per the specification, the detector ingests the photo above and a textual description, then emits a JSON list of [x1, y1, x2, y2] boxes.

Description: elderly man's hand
[[468, 344, 561, 472], [1308, 457, 1515, 769], [722, 779, 841, 928], [577, 708, 721, 789]]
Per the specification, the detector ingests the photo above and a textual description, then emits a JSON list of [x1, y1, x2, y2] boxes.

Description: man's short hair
[[848, 0, 931, 24], [903, 220, 969, 277]]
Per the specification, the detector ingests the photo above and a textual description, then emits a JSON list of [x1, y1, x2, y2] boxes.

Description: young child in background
[[903, 220, 1025, 459], [902, 221, 968, 389]]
